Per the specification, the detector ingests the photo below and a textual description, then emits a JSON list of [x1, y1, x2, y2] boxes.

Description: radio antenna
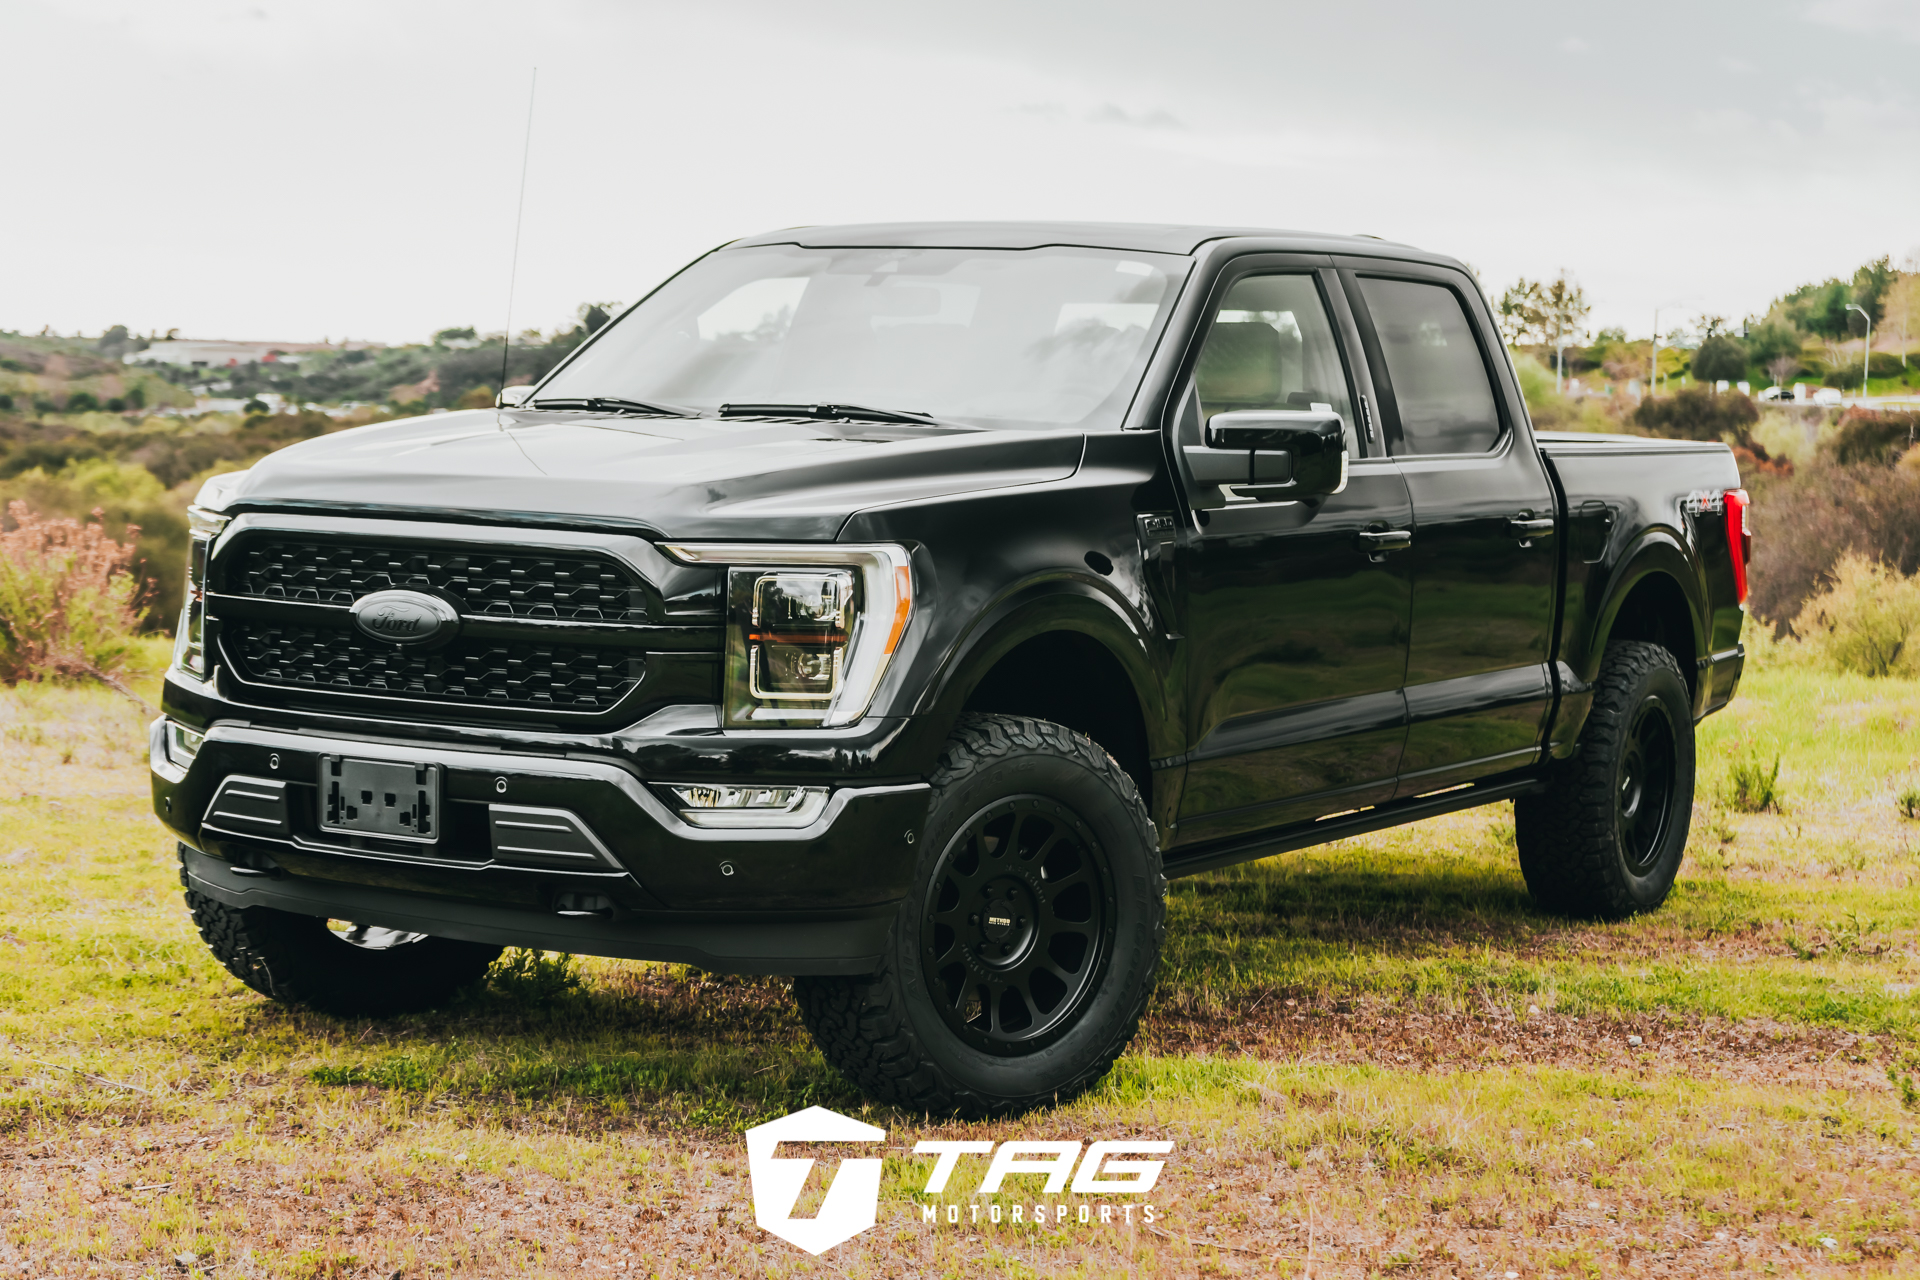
[[498, 67, 538, 397]]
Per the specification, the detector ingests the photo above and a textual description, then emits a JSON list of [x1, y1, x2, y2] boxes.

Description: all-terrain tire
[[183, 865, 501, 1017], [794, 713, 1165, 1116], [1515, 640, 1695, 919]]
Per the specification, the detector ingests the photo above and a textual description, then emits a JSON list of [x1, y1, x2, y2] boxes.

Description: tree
[[1693, 334, 1749, 384], [1497, 279, 1547, 346], [1884, 264, 1918, 368], [1766, 354, 1801, 388], [1747, 316, 1803, 368], [1538, 271, 1590, 391]]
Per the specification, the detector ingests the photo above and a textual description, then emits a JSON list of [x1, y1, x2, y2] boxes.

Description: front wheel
[[794, 714, 1165, 1116], [185, 885, 502, 1017], [1515, 640, 1696, 919]]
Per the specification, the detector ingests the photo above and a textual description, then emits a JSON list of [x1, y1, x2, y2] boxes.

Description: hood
[[222, 409, 1086, 540]]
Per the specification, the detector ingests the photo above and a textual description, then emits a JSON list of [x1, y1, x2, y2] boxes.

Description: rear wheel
[[1516, 641, 1695, 919], [795, 714, 1164, 1116], [184, 880, 500, 1016]]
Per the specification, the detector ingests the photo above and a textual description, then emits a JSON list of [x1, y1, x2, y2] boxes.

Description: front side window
[[1356, 277, 1501, 455], [1193, 273, 1358, 454], [539, 245, 1189, 431]]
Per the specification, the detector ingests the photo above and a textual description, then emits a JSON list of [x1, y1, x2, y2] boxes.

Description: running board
[[1163, 774, 1547, 880]]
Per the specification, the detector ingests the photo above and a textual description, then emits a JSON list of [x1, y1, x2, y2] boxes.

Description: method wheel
[[794, 714, 1164, 1116], [1515, 641, 1695, 919], [183, 870, 501, 1017]]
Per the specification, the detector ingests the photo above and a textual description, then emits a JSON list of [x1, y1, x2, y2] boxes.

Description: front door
[[1342, 266, 1559, 794], [1170, 266, 1415, 845]]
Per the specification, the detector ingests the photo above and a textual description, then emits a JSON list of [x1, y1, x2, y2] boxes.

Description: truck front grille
[[226, 621, 645, 710], [232, 537, 649, 622], [208, 526, 721, 724]]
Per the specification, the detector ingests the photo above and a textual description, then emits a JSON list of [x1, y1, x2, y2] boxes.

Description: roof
[[723, 221, 1434, 259]]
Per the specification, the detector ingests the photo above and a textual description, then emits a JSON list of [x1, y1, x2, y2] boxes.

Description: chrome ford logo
[[350, 590, 459, 647]]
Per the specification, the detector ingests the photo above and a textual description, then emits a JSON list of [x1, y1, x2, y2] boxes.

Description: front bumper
[[152, 716, 931, 975]]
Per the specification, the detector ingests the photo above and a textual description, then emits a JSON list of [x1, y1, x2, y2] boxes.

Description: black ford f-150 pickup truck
[[153, 222, 1750, 1114]]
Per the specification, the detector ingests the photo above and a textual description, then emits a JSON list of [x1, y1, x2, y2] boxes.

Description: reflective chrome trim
[[183, 722, 928, 845]]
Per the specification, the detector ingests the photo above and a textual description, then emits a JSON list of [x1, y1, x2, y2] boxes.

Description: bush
[[1632, 385, 1758, 443], [0, 501, 146, 683], [64, 391, 101, 413], [1, 458, 189, 629], [1745, 463, 1920, 628], [1792, 553, 1920, 676], [1824, 411, 1919, 466], [1822, 353, 1907, 386]]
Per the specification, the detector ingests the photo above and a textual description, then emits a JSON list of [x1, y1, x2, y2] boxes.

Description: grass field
[[3, 649, 1919, 1277]]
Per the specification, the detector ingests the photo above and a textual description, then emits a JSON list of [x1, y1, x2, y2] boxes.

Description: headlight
[[659, 543, 912, 728], [172, 505, 230, 677]]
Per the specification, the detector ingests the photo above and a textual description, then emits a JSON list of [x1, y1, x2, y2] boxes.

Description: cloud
[[1089, 104, 1184, 131], [1804, 0, 1920, 42], [1559, 35, 1588, 52]]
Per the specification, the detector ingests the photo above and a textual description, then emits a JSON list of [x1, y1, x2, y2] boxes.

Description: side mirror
[[497, 386, 533, 408], [1196, 409, 1347, 501]]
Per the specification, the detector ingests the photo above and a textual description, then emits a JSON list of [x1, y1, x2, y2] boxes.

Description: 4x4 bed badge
[[350, 590, 460, 647]]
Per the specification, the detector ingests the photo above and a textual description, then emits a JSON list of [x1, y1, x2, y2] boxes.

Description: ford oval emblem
[[350, 590, 460, 648]]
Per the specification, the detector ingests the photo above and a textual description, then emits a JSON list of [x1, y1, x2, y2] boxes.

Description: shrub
[[1633, 385, 1758, 443], [2, 458, 189, 629], [0, 500, 146, 683], [1792, 553, 1920, 676], [1745, 463, 1920, 629], [1824, 410, 1918, 466], [1898, 786, 1920, 821], [64, 391, 101, 413], [1728, 749, 1782, 813]]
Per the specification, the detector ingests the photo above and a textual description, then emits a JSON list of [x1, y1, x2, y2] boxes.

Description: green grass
[[3, 659, 1920, 1274]]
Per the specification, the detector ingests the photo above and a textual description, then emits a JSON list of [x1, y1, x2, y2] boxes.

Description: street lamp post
[[1846, 304, 1873, 400]]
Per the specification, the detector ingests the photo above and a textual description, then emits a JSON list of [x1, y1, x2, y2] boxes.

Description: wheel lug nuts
[[969, 914, 978, 925]]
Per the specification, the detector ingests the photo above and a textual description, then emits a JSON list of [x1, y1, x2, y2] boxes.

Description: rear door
[[1339, 262, 1559, 794], [1167, 259, 1415, 844]]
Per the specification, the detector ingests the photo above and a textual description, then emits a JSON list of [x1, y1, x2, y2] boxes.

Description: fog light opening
[[663, 783, 830, 829]]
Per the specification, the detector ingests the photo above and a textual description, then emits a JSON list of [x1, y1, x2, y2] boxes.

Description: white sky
[[4, 0, 1917, 345]]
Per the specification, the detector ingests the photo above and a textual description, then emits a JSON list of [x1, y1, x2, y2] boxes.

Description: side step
[[1163, 775, 1546, 880]]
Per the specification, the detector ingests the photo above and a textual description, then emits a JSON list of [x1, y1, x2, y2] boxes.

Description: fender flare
[[1583, 529, 1708, 685], [913, 571, 1178, 761]]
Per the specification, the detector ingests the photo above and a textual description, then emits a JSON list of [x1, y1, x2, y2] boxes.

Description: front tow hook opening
[[553, 892, 615, 919]]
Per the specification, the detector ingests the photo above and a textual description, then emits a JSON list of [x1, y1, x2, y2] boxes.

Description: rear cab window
[[1352, 275, 1503, 456]]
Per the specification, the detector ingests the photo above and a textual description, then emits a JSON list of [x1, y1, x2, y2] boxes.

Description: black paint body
[[154, 223, 1746, 973]]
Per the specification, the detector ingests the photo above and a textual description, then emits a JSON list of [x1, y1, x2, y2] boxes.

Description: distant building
[[125, 339, 377, 369]]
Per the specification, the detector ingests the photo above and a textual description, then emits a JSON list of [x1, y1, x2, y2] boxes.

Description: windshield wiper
[[531, 396, 697, 417], [718, 402, 939, 426]]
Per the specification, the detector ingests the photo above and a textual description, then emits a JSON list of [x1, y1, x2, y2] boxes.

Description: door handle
[[1355, 529, 1413, 553], [1507, 516, 1556, 543]]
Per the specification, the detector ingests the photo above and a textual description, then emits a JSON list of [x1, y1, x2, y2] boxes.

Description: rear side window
[[1357, 277, 1501, 455]]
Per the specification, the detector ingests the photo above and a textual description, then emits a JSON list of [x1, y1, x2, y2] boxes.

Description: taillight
[[1723, 487, 1751, 604]]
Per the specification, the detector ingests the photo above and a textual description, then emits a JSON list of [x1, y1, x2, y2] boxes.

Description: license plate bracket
[[319, 756, 441, 843]]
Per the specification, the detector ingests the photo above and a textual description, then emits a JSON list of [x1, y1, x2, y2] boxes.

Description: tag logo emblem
[[745, 1106, 885, 1255]]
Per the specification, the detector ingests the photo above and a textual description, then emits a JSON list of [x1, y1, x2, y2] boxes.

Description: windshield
[[537, 244, 1191, 431]]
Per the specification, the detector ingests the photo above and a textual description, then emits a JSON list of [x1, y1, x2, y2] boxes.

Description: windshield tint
[[538, 244, 1190, 430]]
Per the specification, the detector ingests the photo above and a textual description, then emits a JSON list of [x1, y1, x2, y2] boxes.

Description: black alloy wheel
[[794, 714, 1164, 1116], [921, 795, 1116, 1055], [1617, 695, 1677, 873]]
